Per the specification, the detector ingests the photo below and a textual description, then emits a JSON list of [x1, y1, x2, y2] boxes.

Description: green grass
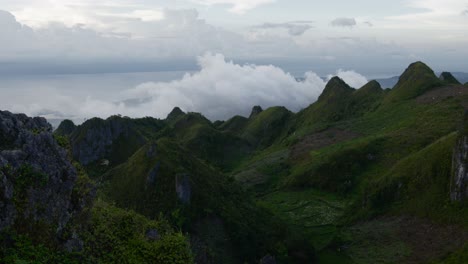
[[258, 189, 349, 250], [241, 106, 293, 148], [383, 61, 442, 103], [100, 138, 302, 263], [357, 132, 468, 224], [81, 199, 193, 264], [432, 243, 468, 264], [340, 219, 412, 264]]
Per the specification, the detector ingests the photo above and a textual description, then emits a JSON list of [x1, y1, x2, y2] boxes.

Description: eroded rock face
[[0, 110, 93, 244], [175, 173, 191, 204], [451, 137, 467, 201], [249, 106, 263, 119], [451, 111, 468, 202], [70, 117, 145, 166]]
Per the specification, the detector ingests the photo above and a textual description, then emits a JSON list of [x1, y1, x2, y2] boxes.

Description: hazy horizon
[[1, 0, 468, 123]]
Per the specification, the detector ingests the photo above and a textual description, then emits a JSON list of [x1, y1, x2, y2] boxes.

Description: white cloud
[[327, 70, 368, 88], [2, 53, 369, 122], [192, 0, 275, 14], [0, 9, 243, 60], [251, 21, 314, 36], [384, 0, 468, 29], [330, 17, 357, 28]]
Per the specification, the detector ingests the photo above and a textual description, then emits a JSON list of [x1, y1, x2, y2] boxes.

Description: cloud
[[0, 9, 244, 61], [0, 9, 445, 76], [330, 17, 357, 27], [462, 9, 468, 16], [192, 0, 275, 14], [252, 21, 314, 36], [363, 21, 373, 27], [385, 0, 468, 30], [3, 53, 369, 122], [327, 70, 368, 88]]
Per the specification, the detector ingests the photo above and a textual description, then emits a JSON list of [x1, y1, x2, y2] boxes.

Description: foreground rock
[[0, 110, 93, 247], [451, 110, 468, 202]]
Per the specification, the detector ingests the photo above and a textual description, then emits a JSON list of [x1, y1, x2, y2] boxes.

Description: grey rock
[[64, 232, 84, 252], [146, 162, 160, 185], [249, 106, 263, 119], [146, 143, 157, 158], [451, 112, 468, 202], [260, 254, 276, 264], [145, 229, 160, 241], [70, 116, 145, 166], [0, 110, 94, 245], [175, 173, 191, 204], [451, 137, 467, 201]]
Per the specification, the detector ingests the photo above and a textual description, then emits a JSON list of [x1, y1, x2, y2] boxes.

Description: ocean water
[[0, 71, 189, 127]]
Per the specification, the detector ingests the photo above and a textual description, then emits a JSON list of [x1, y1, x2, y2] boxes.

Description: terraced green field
[[258, 189, 351, 260]]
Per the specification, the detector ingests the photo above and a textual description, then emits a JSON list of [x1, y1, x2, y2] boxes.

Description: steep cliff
[[0, 110, 93, 247], [451, 111, 468, 202]]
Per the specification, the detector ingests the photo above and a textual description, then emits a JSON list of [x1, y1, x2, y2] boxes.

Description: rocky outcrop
[[318, 76, 354, 102], [385, 61, 442, 102], [0, 110, 93, 245], [259, 255, 277, 264], [55, 119, 76, 136], [175, 173, 191, 204], [451, 111, 468, 202], [439, 72, 461, 85], [166, 107, 185, 122], [70, 116, 145, 166], [249, 106, 263, 119]]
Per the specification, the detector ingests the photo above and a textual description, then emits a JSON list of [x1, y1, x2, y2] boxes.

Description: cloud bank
[[4, 54, 368, 122]]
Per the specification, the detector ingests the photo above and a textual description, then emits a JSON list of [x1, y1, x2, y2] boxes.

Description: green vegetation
[[439, 72, 461, 85], [43, 62, 468, 263], [0, 231, 80, 264], [81, 200, 193, 264], [384, 61, 442, 103], [100, 138, 297, 263], [54, 119, 76, 136], [0, 200, 193, 264]]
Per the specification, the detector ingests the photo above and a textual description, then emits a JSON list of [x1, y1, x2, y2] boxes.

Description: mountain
[[2, 61, 468, 263], [377, 71, 468, 89], [0, 111, 193, 263], [384, 61, 442, 102], [439, 72, 461, 85]]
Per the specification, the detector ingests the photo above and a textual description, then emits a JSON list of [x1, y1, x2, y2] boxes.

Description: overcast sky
[[0, 0, 467, 122], [1, 0, 467, 74]]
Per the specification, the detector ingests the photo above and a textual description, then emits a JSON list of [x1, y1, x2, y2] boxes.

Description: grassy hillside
[[100, 138, 310, 263], [51, 61, 468, 263], [227, 63, 467, 262]]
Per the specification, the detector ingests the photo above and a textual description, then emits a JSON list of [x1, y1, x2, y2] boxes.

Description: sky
[[0, 0, 467, 122]]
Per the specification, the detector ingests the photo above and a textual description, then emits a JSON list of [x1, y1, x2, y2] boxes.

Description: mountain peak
[[249, 105, 263, 118], [439, 72, 461, 85], [166, 107, 185, 121], [385, 61, 441, 102], [359, 80, 382, 92], [318, 77, 354, 102], [55, 119, 76, 136]]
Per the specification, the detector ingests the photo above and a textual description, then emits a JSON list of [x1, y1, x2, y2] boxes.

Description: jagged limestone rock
[[175, 173, 191, 204], [439, 72, 461, 85], [166, 107, 185, 121], [451, 111, 468, 202], [55, 119, 76, 136], [70, 116, 145, 166], [249, 105, 263, 119], [0, 110, 94, 247]]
